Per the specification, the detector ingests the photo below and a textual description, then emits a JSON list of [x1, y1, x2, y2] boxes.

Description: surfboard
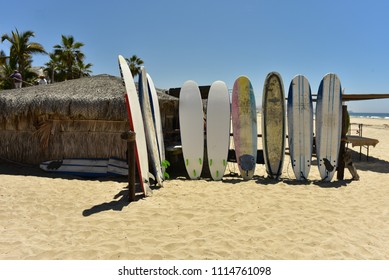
[[118, 55, 150, 196], [262, 72, 286, 179], [231, 76, 257, 180], [206, 81, 230, 181], [315, 73, 342, 181], [40, 158, 108, 177], [179, 80, 204, 179], [287, 75, 313, 180], [146, 73, 166, 174], [40, 158, 129, 177], [138, 67, 164, 187], [107, 157, 128, 176]]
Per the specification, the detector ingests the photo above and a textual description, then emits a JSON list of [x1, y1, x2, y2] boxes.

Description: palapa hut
[[0, 74, 179, 165]]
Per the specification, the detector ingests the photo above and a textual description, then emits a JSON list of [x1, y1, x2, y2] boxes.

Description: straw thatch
[[0, 74, 179, 164]]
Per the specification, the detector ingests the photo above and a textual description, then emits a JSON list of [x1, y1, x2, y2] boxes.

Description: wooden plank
[[342, 94, 389, 101], [346, 136, 379, 147]]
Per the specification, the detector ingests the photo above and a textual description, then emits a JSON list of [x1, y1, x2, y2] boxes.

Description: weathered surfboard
[[146, 73, 166, 174], [287, 75, 313, 180], [262, 72, 286, 179], [231, 76, 257, 180], [206, 81, 230, 180], [139, 67, 164, 187], [179, 80, 204, 179], [118, 55, 150, 195], [316, 73, 342, 181]]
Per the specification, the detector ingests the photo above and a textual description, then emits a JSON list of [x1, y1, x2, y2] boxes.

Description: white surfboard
[[41, 158, 129, 177], [262, 72, 286, 179], [206, 81, 230, 180], [118, 55, 150, 195], [107, 158, 128, 176], [287, 75, 313, 180], [139, 67, 164, 187], [315, 73, 342, 181], [146, 73, 166, 173], [40, 158, 109, 177], [179, 80, 204, 179]]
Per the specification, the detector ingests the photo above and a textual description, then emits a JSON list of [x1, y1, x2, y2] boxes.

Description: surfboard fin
[[300, 171, 308, 181], [47, 160, 63, 170], [323, 158, 335, 172], [148, 172, 156, 181]]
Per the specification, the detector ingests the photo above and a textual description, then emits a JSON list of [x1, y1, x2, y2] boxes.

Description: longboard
[[107, 157, 129, 176], [118, 55, 150, 195], [40, 158, 108, 177], [287, 75, 313, 180], [179, 80, 204, 179], [40, 158, 129, 177], [146, 73, 166, 174], [206, 81, 230, 180], [262, 72, 286, 179], [316, 73, 342, 181], [231, 76, 257, 180], [139, 67, 164, 187]]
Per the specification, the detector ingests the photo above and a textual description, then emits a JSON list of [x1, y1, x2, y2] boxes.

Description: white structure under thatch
[[0, 74, 178, 165]]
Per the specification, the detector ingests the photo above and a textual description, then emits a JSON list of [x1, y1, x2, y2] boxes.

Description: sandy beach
[[0, 116, 388, 260]]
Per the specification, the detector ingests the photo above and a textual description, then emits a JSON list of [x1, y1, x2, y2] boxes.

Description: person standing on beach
[[10, 70, 22, 88], [38, 75, 47, 85]]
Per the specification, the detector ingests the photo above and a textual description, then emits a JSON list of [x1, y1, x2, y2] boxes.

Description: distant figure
[[38, 75, 47, 85], [10, 70, 22, 88]]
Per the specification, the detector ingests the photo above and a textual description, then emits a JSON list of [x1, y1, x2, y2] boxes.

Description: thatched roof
[[0, 74, 176, 121], [0, 74, 179, 164]]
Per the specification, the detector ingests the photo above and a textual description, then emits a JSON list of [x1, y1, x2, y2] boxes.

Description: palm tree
[[126, 55, 144, 77], [0, 49, 8, 65], [0, 50, 13, 89], [74, 60, 93, 78], [53, 35, 85, 80], [44, 52, 62, 83], [1, 29, 46, 78]]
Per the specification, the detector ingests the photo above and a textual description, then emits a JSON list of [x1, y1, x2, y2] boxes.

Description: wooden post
[[121, 131, 136, 202], [337, 105, 348, 180]]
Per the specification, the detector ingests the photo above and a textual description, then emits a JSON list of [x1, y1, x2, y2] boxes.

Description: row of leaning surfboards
[[118, 55, 165, 196], [180, 72, 342, 183]]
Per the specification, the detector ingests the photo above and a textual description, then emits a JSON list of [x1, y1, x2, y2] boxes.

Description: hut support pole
[[337, 105, 348, 180], [121, 131, 136, 202]]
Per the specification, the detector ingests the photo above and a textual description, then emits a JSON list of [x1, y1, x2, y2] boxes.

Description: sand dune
[[0, 116, 388, 260]]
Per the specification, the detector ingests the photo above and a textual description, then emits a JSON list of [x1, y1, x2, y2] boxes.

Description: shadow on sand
[[82, 186, 144, 217], [349, 150, 389, 174]]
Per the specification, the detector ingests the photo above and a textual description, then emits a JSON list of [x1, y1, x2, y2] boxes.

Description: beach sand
[[0, 116, 388, 260]]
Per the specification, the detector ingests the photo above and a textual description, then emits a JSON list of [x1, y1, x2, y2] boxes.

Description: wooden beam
[[342, 94, 389, 101]]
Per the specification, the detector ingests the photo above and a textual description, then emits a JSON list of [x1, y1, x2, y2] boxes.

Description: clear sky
[[2, 0, 389, 113]]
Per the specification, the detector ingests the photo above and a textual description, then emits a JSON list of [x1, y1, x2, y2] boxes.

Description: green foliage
[[52, 35, 92, 81], [1, 28, 46, 78], [0, 28, 95, 89], [125, 55, 144, 78], [162, 159, 171, 180], [0, 28, 47, 88]]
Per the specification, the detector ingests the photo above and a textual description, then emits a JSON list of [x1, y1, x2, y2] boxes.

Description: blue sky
[[2, 0, 389, 112]]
